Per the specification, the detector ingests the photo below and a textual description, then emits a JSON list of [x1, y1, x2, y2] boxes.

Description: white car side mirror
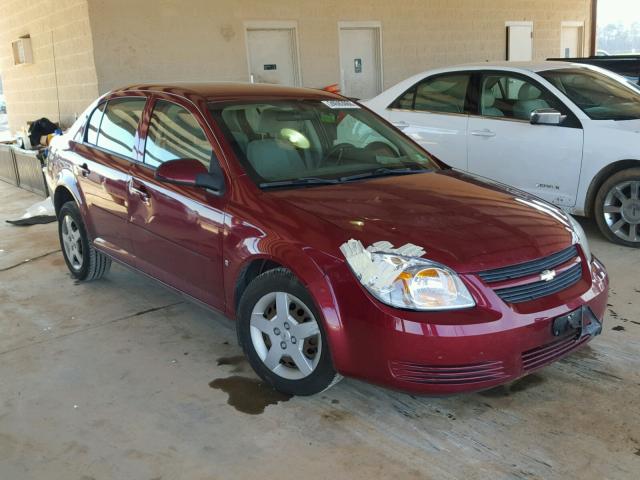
[[530, 108, 566, 126]]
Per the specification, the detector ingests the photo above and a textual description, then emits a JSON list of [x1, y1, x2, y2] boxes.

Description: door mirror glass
[[155, 158, 224, 193], [530, 108, 566, 125]]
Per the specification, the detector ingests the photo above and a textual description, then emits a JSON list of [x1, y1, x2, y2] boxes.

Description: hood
[[605, 118, 640, 133], [268, 170, 574, 273]]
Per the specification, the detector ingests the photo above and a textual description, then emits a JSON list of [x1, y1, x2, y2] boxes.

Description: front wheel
[[58, 201, 111, 280], [237, 268, 341, 396], [594, 168, 640, 247]]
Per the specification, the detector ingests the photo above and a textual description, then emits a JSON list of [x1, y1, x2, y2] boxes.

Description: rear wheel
[[595, 168, 640, 247], [58, 201, 111, 280], [237, 268, 341, 395]]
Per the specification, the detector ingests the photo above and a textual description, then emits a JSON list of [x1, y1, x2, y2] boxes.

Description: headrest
[[256, 109, 283, 135], [518, 83, 542, 101], [482, 90, 496, 108]]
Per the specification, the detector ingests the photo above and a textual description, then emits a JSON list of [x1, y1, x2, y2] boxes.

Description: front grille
[[479, 245, 578, 283], [478, 245, 583, 304], [494, 263, 582, 303], [389, 360, 508, 385], [522, 334, 590, 372]]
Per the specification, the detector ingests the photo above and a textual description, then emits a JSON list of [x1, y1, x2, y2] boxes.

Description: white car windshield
[[209, 100, 439, 188], [540, 68, 640, 121]]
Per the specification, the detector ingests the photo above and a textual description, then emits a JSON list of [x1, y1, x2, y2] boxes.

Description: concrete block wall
[[88, 0, 592, 94], [0, 0, 592, 132], [0, 0, 99, 133]]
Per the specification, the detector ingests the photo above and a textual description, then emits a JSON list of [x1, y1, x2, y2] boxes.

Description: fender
[[224, 230, 350, 372], [49, 151, 96, 239]]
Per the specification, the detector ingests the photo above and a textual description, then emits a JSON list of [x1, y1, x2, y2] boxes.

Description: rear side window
[[96, 98, 146, 159], [85, 103, 105, 144], [144, 100, 212, 168], [391, 74, 471, 114]]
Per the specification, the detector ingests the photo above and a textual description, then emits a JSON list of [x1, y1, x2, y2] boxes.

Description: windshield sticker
[[321, 100, 360, 109]]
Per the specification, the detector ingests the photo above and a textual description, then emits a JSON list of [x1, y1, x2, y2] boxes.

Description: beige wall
[[88, 0, 592, 94], [0, 0, 99, 133], [0, 0, 592, 133]]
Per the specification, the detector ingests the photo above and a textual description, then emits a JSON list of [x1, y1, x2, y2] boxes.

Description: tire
[[58, 201, 111, 281], [237, 268, 341, 396], [594, 168, 640, 248]]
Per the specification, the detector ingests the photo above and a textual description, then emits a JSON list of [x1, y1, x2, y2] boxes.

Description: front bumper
[[327, 256, 608, 395]]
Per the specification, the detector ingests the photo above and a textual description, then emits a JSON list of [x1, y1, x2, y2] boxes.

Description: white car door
[[382, 72, 471, 170], [466, 71, 583, 207]]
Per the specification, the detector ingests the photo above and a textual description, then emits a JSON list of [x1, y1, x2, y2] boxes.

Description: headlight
[[354, 253, 475, 311], [568, 215, 592, 263]]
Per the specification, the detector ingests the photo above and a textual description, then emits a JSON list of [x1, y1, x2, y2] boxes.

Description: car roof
[[110, 82, 342, 101], [427, 60, 590, 74]]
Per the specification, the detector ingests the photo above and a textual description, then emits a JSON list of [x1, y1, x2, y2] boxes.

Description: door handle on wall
[[470, 129, 496, 137]]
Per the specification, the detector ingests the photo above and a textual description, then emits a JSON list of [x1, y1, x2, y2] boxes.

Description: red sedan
[[46, 83, 608, 395]]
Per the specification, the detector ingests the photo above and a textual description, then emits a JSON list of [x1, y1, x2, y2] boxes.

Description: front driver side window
[[480, 74, 566, 121], [144, 100, 212, 168]]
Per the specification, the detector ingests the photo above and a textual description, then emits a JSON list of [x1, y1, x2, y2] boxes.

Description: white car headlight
[[568, 215, 592, 264], [351, 254, 475, 311]]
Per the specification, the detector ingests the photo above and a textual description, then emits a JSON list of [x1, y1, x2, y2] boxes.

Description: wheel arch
[[53, 185, 77, 217], [585, 159, 640, 217], [228, 249, 348, 371], [233, 257, 286, 313]]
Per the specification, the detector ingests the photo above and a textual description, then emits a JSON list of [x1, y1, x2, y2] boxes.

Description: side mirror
[[155, 159, 225, 194], [530, 108, 566, 126]]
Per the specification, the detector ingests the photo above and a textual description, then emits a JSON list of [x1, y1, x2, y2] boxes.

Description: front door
[[74, 97, 147, 260], [128, 98, 226, 309], [339, 25, 382, 100], [383, 72, 471, 170], [467, 72, 583, 207], [246, 27, 299, 86]]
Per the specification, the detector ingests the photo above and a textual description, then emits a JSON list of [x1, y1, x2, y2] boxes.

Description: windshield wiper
[[259, 177, 341, 189], [338, 167, 428, 182]]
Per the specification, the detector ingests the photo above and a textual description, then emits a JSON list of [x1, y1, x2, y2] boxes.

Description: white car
[[364, 62, 640, 247]]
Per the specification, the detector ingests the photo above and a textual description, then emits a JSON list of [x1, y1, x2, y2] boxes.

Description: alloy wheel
[[61, 214, 84, 270], [249, 291, 322, 380], [603, 180, 640, 243]]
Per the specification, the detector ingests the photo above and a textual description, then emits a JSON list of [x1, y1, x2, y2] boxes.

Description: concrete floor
[[1, 180, 639, 480]]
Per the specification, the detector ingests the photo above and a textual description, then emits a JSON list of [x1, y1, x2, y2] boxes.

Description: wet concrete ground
[[1, 181, 639, 479]]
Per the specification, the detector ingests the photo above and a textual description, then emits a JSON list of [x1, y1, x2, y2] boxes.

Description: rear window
[[95, 98, 146, 158]]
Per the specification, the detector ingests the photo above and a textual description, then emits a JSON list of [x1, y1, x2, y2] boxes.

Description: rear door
[[74, 96, 147, 261], [382, 72, 472, 169], [127, 97, 226, 309], [466, 71, 583, 207]]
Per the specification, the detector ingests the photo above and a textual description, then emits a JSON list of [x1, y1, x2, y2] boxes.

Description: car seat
[[513, 83, 550, 120], [481, 90, 504, 117], [246, 109, 307, 181]]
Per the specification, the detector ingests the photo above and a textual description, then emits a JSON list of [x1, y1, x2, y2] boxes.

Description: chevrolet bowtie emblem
[[540, 269, 557, 282]]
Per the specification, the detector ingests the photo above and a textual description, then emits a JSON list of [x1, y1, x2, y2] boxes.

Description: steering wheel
[[364, 141, 400, 158], [324, 142, 356, 165]]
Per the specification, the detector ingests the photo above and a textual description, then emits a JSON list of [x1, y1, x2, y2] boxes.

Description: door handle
[[470, 129, 496, 138], [393, 121, 410, 130], [129, 182, 150, 202], [79, 162, 90, 177]]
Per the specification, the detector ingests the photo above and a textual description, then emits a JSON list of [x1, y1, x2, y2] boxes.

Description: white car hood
[[607, 119, 640, 133]]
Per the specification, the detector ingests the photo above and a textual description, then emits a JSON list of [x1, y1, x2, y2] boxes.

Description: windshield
[[540, 68, 640, 120], [208, 99, 439, 187]]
